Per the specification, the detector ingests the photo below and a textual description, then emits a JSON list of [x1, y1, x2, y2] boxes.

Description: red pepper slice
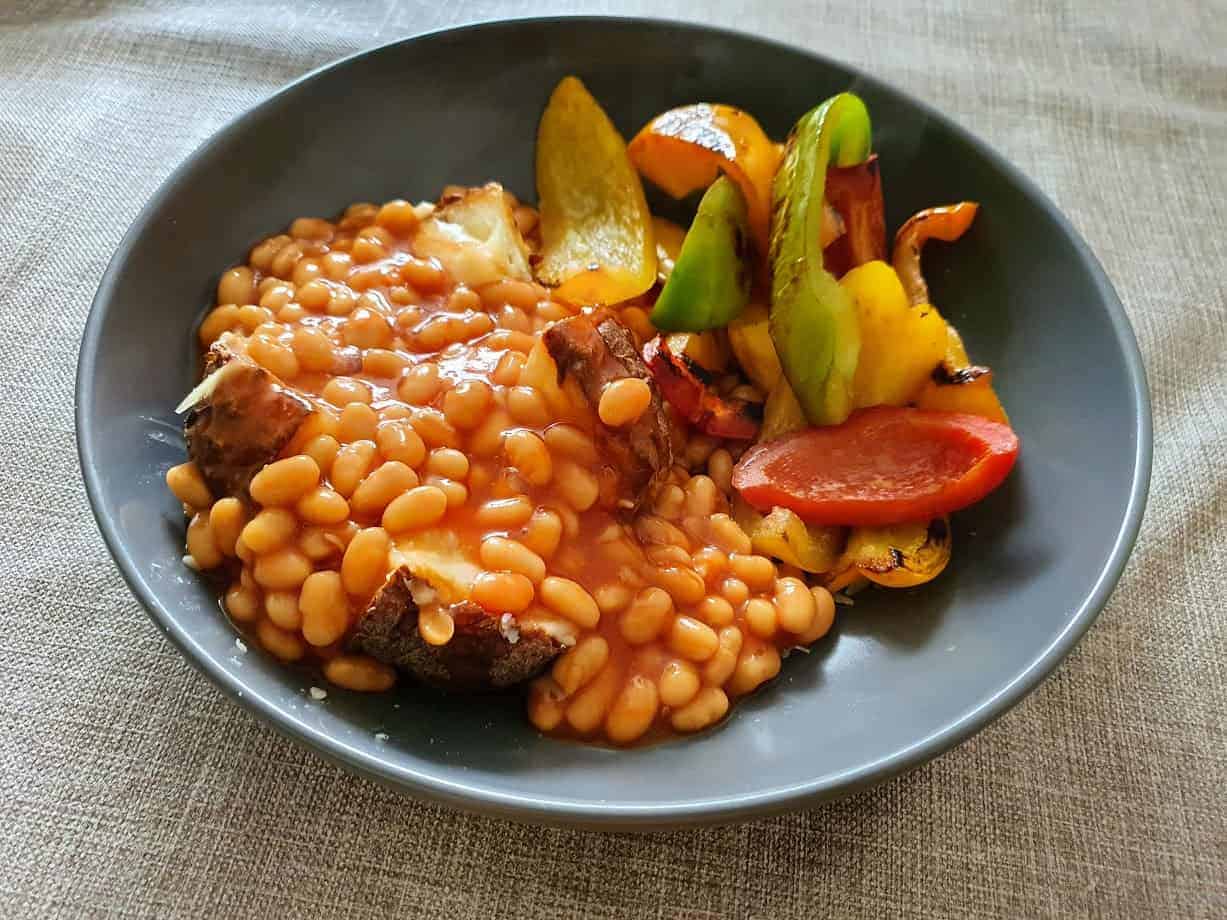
[[732, 406, 1019, 526], [643, 335, 760, 440], [822, 154, 886, 278]]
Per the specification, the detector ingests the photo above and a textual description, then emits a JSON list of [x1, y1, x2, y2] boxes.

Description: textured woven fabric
[[1, 1, 1224, 917]]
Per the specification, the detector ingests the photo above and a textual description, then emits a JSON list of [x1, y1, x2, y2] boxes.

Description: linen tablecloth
[[2, 1, 1223, 916]]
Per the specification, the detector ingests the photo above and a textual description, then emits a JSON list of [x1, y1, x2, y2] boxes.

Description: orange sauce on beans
[[172, 193, 836, 746]]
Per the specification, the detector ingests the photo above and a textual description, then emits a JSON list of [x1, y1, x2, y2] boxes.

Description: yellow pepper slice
[[840, 261, 948, 409], [628, 103, 780, 256], [826, 518, 952, 589], [535, 77, 656, 305]]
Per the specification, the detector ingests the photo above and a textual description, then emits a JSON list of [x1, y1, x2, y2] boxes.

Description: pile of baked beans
[[166, 194, 836, 745]]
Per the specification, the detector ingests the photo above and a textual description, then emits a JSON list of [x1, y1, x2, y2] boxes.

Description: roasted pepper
[[628, 103, 780, 256], [826, 518, 952, 589], [643, 335, 760, 440], [841, 260, 948, 408], [535, 76, 656, 305], [734, 498, 846, 574], [727, 302, 782, 393], [822, 154, 886, 278], [891, 202, 1009, 422], [650, 176, 752, 331], [769, 93, 872, 426]]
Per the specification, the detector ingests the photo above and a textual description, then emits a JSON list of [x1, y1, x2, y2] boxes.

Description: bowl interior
[[78, 17, 1148, 827]]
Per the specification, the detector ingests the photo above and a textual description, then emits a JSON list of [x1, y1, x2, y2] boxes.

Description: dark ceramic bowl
[[76, 17, 1150, 829]]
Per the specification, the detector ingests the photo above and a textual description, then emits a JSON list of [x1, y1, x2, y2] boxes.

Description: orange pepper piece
[[628, 104, 781, 256]]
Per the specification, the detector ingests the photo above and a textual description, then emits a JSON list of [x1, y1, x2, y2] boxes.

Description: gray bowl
[[76, 17, 1150, 829]]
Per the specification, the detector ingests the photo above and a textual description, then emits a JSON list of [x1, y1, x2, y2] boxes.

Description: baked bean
[[652, 484, 685, 521], [729, 553, 777, 592], [668, 615, 720, 662], [620, 587, 673, 644], [298, 525, 347, 561], [234, 537, 254, 564], [257, 619, 306, 662], [481, 278, 544, 312], [471, 571, 535, 613], [552, 635, 609, 695], [538, 576, 600, 629], [351, 235, 387, 264], [340, 527, 390, 597], [166, 461, 212, 509], [302, 434, 341, 476], [534, 299, 572, 322], [520, 507, 563, 559], [424, 475, 467, 509], [480, 536, 546, 583], [708, 514, 752, 554], [491, 351, 527, 387], [290, 325, 334, 372], [208, 497, 246, 557], [636, 515, 690, 549], [598, 377, 652, 427], [186, 512, 223, 569], [237, 304, 276, 333], [720, 577, 750, 607], [288, 409, 339, 452], [544, 424, 596, 468], [397, 363, 441, 405], [198, 304, 240, 344], [351, 460, 417, 515], [270, 240, 304, 278], [743, 598, 779, 639], [322, 375, 372, 407], [527, 677, 567, 732], [382, 485, 448, 532], [670, 687, 729, 732], [792, 586, 837, 645], [702, 625, 744, 687], [224, 582, 260, 623], [240, 508, 297, 554], [264, 590, 302, 631], [727, 640, 782, 696], [217, 266, 256, 306], [707, 448, 734, 494], [291, 257, 322, 287], [414, 608, 454, 646], [485, 329, 535, 353], [324, 654, 397, 692], [331, 440, 378, 497], [253, 547, 312, 590], [683, 475, 720, 517], [375, 420, 426, 467], [605, 675, 659, 745], [565, 662, 622, 734], [506, 386, 551, 426], [361, 348, 409, 379], [658, 659, 701, 708], [290, 216, 334, 241], [410, 408, 460, 449], [320, 251, 352, 280], [399, 254, 448, 292], [594, 583, 632, 614], [425, 448, 469, 481], [441, 379, 492, 430], [503, 429, 552, 486], [247, 336, 300, 380], [554, 460, 598, 511], [468, 408, 512, 457], [691, 546, 728, 584], [475, 495, 534, 529], [646, 545, 690, 569], [337, 401, 379, 443], [294, 485, 349, 525], [326, 286, 357, 316], [375, 199, 419, 236], [774, 577, 817, 634], [655, 566, 707, 607], [413, 314, 469, 352], [696, 595, 735, 628]]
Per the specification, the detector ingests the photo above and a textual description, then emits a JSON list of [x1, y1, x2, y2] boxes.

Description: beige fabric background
[[1, 1, 1224, 917]]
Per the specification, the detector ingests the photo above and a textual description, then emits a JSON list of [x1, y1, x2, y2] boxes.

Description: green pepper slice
[[650, 176, 752, 331], [769, 93, 871, 426]]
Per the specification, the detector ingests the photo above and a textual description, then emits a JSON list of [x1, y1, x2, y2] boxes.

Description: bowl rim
[[75, 14, 1152, 827]]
